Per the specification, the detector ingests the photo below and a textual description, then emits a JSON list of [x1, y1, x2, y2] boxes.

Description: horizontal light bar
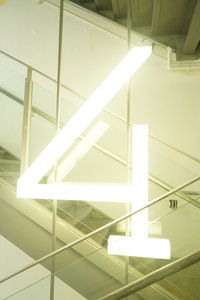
[[108, 236, 171, 259], [17, 183, 135, 202]]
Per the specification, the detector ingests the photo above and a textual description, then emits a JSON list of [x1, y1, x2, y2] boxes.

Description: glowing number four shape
[[17, 46, 170, 258]]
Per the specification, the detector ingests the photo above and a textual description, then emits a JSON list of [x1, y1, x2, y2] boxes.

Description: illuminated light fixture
[[131, 125, 148, 238], [107, 125, 171, 259], [18, 183, 135, 202], [48, 121, 109, 183], [108, 236, 170, 259], [17, 46, 152, 200]]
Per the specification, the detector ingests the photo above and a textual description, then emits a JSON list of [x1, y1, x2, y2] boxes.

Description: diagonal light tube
[[48, 121, 109, 183]]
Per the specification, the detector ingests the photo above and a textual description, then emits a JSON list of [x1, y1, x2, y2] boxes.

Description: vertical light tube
[[131, 125, 148, 238]]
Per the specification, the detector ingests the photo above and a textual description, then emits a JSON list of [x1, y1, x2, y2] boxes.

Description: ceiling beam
[[132, 0, 154, 27], [181, 0, 197, 34], [132, 0, 139, 26], [151, 0, 162, 35], [111, 0, 120, 19], [183, 0, 200, 54]]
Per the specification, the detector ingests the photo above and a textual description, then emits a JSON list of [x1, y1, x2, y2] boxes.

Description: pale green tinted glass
[[0, 62, 25, 100], [0, 62, 24, 186], [141, 259, 200, 300], [2, 181, 200, 300], [4, 275, 50, 300]]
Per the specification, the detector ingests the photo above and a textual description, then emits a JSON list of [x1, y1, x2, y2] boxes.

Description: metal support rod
[[20, 67, 33, 175], [50, 210, 56, 300], [126, 0, 133, 184], [125, 0, 133, 289], [1, 175, 199, 284], [98, 250, 200, 300], [55, 0, 64, 133], [50, 1, 64, 299]]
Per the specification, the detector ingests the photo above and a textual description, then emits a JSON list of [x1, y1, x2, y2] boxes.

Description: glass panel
[[0, 146, 20, 186], [0, 235, 51, 300], [2, 174, 200, 300], [3, 274, 51, 300], [140, 260, 200, 300], [54, 249, 124, 299], [49, 182, 200, 298], [1, 46, 200, 300], [29, 81, 56, 164], [0, 59, 25, 186], [32, 81, 56, 120], [30, 81, 86, 164], [0, 61, 25, 100], [160, 260, 200, 299], [149, 135, 200, 188], [135, 180, 200, 298]]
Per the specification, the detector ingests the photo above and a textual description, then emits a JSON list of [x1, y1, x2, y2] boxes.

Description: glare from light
[[17, 46, 152, 194], [108, 236, 171, 259]]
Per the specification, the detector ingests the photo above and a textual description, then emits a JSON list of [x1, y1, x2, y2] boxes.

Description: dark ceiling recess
[[68, 0, 200, 61]]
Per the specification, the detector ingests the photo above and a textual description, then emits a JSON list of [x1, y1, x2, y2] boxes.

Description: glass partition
[[2, 272, 50, 300], [0, 62, 24, 185], [0, 61, 25, 100], [2, 174, 200, 300], [0, 32, 200, 300]]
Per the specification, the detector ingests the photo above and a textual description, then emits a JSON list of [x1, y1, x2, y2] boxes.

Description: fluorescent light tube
[[48, 121, 109, 183], [108, 236, 171, 259]]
